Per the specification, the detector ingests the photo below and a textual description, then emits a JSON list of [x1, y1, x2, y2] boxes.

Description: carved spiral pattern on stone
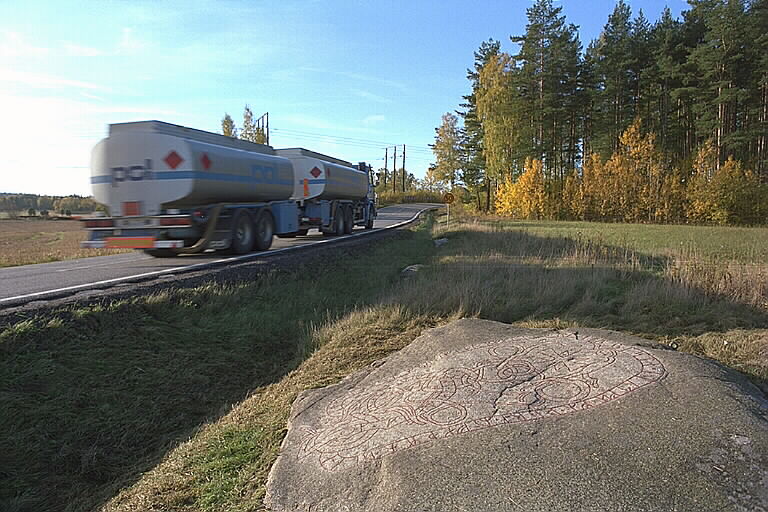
[[298, 333, 666, 471]]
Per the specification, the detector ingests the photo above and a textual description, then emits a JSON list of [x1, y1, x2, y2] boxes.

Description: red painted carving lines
[[298, 334, 667, 471]]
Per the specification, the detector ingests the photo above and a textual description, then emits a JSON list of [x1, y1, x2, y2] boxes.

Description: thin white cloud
[[0, 32, 107, 58], [0, 68, 107, 91], [63, 42, 105, 57], [0, 32, 49, 58], [338, 71, 407, 92], [351, 88, 392, 104], [117, 28, 147, 55], [281, 113, 337, 131], [79, 91, 106, 101], [363, 114, 386, 126], [298, 67, 407, 92], [90, 105, 181, 115]]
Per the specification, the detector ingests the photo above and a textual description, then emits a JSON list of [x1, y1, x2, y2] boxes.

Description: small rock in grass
[[400, 264, 425, 277], [433, 238, 449, 247]]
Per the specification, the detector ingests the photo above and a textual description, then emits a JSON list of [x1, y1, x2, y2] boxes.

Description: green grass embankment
[[2, 210, 766, 512]]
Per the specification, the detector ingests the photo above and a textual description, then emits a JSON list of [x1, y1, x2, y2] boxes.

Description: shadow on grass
[[415, 226, 768, 335], [0, 295, 310, 512]]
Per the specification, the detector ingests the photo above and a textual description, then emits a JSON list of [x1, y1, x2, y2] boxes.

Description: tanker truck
[[80, 120, 377, 257]]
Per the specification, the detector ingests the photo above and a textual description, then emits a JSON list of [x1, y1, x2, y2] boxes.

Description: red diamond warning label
[[164, 151, 183, 169], [201, 153, 211, 170], [310, 166, 322, 178]]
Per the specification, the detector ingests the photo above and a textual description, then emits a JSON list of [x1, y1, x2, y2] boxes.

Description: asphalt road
[[0, 203, 438, 306]]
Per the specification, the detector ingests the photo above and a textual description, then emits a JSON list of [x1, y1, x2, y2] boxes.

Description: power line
[[273, 127, 399, 146], [272, 127, 433, 153], [271, 132, 391, 150]]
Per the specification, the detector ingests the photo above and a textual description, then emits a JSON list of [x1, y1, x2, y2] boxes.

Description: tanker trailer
[[81, 121, 377, 257], [276, 148, 373, 236]]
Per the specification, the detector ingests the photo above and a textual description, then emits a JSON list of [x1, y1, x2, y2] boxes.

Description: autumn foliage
[[495, 119, 768, 225]]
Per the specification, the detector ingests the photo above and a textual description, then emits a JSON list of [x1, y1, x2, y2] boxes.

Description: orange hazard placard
[[106, 237, 155, 249]]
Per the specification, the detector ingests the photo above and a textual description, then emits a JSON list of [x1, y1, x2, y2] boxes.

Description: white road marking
[[56, 258, 147, 272], [0, 207, 435, 304]]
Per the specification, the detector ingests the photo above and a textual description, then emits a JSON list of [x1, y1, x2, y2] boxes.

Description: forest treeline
[[0, 193, 102, 216], [430, 0, 768, 224]]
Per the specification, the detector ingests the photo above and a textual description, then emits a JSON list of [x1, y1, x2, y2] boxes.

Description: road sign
[[443, 192, 455, 204]]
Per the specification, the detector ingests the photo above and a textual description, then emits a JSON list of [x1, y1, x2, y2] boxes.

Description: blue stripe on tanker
[[91, 171, 292, 186]]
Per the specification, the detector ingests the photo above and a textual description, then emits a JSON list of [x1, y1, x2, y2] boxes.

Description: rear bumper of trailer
[[81, 239, 185, 249]]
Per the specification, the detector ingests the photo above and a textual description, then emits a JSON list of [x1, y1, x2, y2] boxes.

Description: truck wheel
[[296, 228, 309, 236], [227, 209, 255, 254], [365, 206, 375, 229], [143, 248, 179, 258], [343, 206, 353, 234], [324, 210, 344, 237], [253, 212, 274, 251]]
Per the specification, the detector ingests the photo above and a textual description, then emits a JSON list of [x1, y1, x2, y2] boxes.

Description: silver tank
[[91, 121, 294, 216], [276, 148, 369, 201]]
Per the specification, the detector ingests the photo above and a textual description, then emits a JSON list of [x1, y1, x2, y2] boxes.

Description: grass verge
[[1, 210, 767, 512]]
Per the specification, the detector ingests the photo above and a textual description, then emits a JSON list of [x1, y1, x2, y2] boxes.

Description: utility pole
[[255, 112, 269, 145], [383, 147, 388, 188], [402, 144, 406, 192], [392, 145, 397, 193]]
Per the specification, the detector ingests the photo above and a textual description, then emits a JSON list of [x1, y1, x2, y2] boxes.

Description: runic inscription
[[298, 333, 666, 471]]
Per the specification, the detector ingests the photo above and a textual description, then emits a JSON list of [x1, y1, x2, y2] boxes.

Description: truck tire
[[324, 210, 344, 237], [226, 209, 255, 254], [143, 248, 179, 258], [365, 206, 375, 229], [296, 228, 309, 236], [343, 205, 353, 234], [253, 211, 274, 251]]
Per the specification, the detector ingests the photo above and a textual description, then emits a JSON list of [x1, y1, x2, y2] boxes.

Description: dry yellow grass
[[0, 219, 128, 267]]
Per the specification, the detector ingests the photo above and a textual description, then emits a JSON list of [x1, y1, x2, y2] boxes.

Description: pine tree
[[686, 0, 751, 166], [591, 0, 636, 156], [509, 0, 584, 206], [746, 0, 768, 178], [647, 7, 685, 157]]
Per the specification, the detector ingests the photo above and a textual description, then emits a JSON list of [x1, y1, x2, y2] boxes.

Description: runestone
[[296, 331, 666, 471]]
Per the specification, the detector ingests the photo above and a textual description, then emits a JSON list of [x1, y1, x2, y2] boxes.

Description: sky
[[0, 0, 688, 196]]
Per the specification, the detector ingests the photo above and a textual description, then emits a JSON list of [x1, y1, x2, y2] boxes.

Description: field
[[0, 219, 128, 267], [1, 211, 766, 512]]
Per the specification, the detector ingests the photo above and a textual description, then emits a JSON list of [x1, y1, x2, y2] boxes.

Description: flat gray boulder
[[265, 319, 768, 512]]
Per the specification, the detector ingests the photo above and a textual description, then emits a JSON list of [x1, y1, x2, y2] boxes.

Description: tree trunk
[[485, 178, 491, 212]]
